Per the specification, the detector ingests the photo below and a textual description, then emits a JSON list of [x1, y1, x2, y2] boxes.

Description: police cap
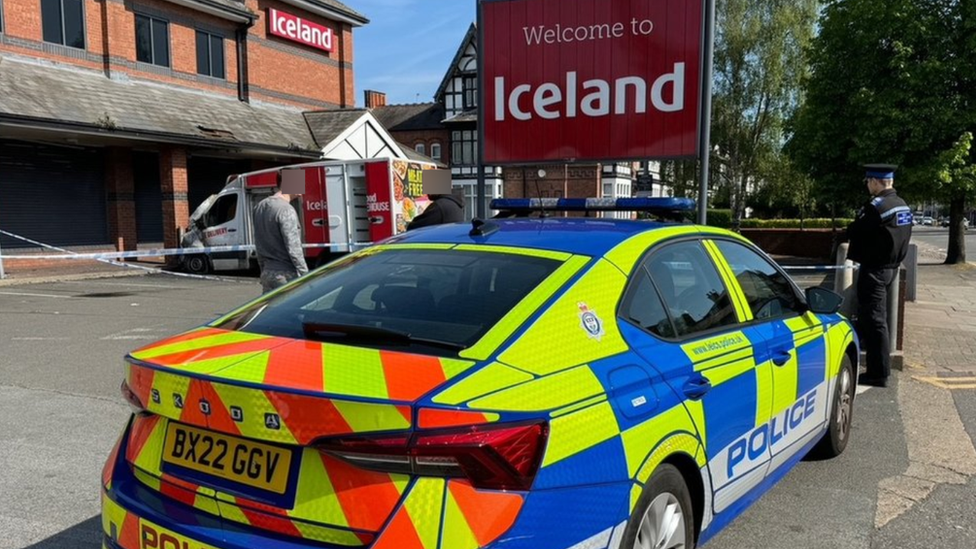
[[864, 164, 897, 180]]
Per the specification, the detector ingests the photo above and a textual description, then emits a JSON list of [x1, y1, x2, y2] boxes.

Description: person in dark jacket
[[846, 164, 912, 387], [407, 170, 464, 230], [407, 194, 464, 230]]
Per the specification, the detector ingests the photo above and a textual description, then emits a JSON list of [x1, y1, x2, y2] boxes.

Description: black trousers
[[857, 267, 897, 379]]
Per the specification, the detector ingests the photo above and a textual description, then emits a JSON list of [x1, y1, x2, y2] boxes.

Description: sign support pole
[[0, 235, 5, 279], [698, 0, 716, 225], [476, 0, 487, 219]]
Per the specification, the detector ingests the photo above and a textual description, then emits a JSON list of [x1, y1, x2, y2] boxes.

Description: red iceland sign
[[267, 8, 334, 53], [481, 0, 704, 164]]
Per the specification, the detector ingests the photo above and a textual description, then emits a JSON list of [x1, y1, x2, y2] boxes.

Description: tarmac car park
[[101, 198, 858, 549]]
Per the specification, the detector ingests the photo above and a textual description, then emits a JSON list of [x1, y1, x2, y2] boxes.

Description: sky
[[352, 0, 475, 105]]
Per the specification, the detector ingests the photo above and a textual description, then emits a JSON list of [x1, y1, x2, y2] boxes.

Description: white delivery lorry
[[180, 158, 438, 273]]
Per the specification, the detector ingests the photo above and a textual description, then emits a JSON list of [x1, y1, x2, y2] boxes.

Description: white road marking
[[0, 291, 73, 299], [100, 327, 165, 341], [856, 385, 873, 395], [61, 280, 189, 289]]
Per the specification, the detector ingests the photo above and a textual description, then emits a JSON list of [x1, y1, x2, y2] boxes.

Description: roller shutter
[[133, 151, 164, 243], [0, 140, 108, 249]]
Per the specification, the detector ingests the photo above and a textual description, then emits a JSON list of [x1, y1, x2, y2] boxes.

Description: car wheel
[[811, 354, 855, 458], [622, 464, 696, 549], [183, 254, 211, 275]]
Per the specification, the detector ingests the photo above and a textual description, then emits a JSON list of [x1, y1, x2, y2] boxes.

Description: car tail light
[[120, 380, 145, 414], [315, 422, 548, 491]]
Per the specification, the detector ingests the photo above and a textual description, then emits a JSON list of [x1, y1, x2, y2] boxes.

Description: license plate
[[162, 423, 292, 494], [138, 518, 218, 549]]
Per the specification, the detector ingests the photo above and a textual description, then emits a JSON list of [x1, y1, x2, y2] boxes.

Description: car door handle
[[772, 350, 792, 366], [682, 375, 712, 401], [227, 228, 238, 233]]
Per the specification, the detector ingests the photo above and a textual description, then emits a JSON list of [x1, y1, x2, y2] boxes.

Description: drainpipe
[[236, 19, 254, 103]]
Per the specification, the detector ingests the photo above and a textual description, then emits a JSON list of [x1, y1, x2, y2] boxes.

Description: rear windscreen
[[217, 249, 561, 353]]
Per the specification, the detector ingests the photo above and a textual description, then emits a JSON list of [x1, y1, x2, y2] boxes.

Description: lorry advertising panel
[[366, 160, 431, 241]]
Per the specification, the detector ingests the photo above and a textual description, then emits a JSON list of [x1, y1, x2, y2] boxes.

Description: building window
[[196, 30, 225, 79], [430, 143, 442, 162], [41, 0, 85, 49], [415, 143, 426, 156], [135, 14, 170, 67], [451, 130, 477, 166], [462, 76, 477, 109]]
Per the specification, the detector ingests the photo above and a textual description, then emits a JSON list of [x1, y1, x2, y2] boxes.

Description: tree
[[935, 133, 976, 263], [711, 0, 819, 226], [788, 0, 975, 262]]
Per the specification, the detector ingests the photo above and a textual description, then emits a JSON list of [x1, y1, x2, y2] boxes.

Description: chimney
[[364, 90, 387, 109]]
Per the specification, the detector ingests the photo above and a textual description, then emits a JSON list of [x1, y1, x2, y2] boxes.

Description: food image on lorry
[[393, 160, 432, 226]]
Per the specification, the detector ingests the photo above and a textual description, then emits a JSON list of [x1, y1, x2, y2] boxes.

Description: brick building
[[0, 0, 369, 255]]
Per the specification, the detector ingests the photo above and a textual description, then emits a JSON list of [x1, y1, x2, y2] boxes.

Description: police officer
[[846, 164, 912, 387]]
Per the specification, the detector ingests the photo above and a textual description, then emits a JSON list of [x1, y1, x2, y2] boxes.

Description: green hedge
[[739, 218, 853, 229], [706, 209, 733, 228], [705, 211, 852, 229]]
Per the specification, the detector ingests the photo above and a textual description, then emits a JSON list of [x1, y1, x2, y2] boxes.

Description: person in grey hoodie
[[253, 171, 308, 294]]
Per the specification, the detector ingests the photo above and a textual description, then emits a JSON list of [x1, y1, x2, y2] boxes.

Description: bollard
[[904, 243, 918, 302], [834, 243, 856, 317], [0, 235, 5, 279], [887, 268, 900, 354]]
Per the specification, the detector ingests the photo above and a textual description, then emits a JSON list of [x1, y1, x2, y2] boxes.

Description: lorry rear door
[[298, 166, 329, 262]]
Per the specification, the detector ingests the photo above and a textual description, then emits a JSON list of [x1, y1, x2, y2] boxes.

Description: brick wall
[[244, 0, 354, 109], [390, 129, 451, 164], [502, 165, 603, 199], [1, 0, 240, 97], [105, 147, 138, 251], [740, 229, 838, 260], [0, 0, 355, 109], [160, 147, 189, 253]]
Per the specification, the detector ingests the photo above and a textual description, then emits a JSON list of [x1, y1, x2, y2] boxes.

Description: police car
[[102, 198, 858, 549]]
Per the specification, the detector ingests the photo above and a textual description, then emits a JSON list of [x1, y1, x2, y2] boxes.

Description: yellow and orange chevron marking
[[370, 479, 524, 549], [130, 328, 475, 402], [126, 328, 479, 445]]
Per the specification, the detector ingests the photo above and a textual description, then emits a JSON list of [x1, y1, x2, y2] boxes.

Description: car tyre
[[183, 254, 211, 275], [810, 354, 855, 459], [622, 464, 696, 549]]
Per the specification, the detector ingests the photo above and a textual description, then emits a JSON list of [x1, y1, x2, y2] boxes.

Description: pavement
[[0, 259, 159, 287], [0, 237, 974, 549]]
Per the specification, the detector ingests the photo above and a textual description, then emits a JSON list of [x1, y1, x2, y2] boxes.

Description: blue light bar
[[490, 197, 696, 214]]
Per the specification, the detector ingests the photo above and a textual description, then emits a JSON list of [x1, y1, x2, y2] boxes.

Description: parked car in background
[[922, 216, 934, 226]]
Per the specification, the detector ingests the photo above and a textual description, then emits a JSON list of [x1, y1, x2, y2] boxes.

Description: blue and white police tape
[[0, 228, 374, 283], [0, 228, 251, 282], [782, 265, 860, 271], [0, 240, 374, 262]]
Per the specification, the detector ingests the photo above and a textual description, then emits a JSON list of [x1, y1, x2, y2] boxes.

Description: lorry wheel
[[184, 255, 211, 275]]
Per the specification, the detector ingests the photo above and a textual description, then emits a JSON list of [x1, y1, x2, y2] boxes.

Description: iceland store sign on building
[[481, 0, 704, 163]]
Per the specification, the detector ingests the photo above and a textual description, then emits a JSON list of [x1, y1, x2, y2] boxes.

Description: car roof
[[387, 218, 709, 257]]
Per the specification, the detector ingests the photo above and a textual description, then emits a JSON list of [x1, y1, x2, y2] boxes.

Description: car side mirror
[[194, 218, 207, 231], [805, 287, 844, 315]]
